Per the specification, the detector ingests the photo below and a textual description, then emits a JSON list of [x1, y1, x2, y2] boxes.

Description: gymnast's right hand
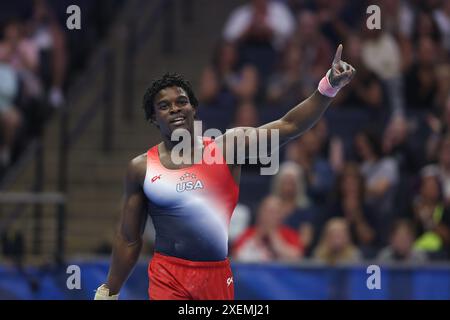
[[94, 284, 119, 300]]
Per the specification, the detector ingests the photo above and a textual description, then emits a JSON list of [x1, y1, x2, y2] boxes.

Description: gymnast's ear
[[193, 107, 199, 120], [149, 115, 159, 127]]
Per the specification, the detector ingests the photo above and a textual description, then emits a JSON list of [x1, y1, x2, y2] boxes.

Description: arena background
[[0, 0, 449, 299]]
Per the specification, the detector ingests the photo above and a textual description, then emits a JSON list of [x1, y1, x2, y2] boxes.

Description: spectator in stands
[[361, 28, 404, 113], [313, 0, 356, 46], [223, 0, 295, 50], [379, 0, 415, 39], [378, 0, 417, 73], [303, 120, 342, 178], [433, 0, 450, 51], [285, 129, 335, 203], [232, 196, 303, 262], [412, 12, 443, 49], [333, 34, 384, 114], [377, 219, 428, 263], [426, 95, 450, 162], [231, 100, 260, 128], [432, 134, 450, 205], [199, 41, 259, 107], [383, 113, 422, 175], [222, 0, 295, 81], [354, 129, 399, 244], [28, 0, 67, 108], [314, 118, 333, 161], [265, 42, 305, 106], [198, 65, 220, 105], [271, 161, 316, 255], [435, 63, 450, 111], [313, 217, 361, 265], [404, 37, 439, 110], [383, 113, 423, 218], [402, 9, 448, 77], [288, 10, 334, 95], [1, 18, 42, 103], [325, 163, 377, 254], [412, 166, 450, 259], [284, 0, 309, 16], [329, 135, 345, 174], [0, 42, 21, 168]]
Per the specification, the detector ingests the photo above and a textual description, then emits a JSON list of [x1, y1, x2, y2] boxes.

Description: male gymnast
[[95, 45, 355, 300]]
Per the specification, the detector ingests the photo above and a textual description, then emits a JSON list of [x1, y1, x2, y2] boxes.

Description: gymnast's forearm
[[280, 90, 333, 136], [106, 234, 142, 295]]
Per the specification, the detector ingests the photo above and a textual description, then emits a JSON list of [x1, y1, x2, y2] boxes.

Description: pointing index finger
[[333, 44, 343, 65]]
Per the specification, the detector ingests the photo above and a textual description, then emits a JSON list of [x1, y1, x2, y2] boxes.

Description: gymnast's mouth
[[170, 116, 186, 126]]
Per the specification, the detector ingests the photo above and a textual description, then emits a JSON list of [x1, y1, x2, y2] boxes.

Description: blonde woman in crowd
[[313, 217, 361, 265], [271, 161, 316, 255]]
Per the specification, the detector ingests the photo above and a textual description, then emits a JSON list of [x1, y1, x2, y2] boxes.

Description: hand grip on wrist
[[318, 70, 340, 98], [94, 284, 119, 300]]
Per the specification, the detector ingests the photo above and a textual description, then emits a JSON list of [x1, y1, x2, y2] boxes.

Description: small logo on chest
[[151, 174, 162, 183], [176, 173, 204, 193]]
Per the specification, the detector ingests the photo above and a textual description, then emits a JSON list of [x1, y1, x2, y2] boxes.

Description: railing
[[0, 0, 189, 266]]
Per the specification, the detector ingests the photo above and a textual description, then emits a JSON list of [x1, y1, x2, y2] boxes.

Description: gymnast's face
[[152, 86, 196, 137]]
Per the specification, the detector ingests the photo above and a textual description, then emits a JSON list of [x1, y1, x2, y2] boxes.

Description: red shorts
[[148, 252, 234, 300]]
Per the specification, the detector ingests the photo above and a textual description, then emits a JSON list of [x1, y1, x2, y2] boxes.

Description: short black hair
[[142, 72, 199, 121]]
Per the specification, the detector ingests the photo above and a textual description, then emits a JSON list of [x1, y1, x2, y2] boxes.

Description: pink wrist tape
[[318, 70, 339, 98]]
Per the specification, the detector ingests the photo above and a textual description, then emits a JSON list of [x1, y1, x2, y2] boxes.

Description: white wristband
[[94, 284, 119, 300]]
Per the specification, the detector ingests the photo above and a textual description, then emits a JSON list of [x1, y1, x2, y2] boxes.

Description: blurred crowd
[[0, 0, 123, 176], [196, 0, 450, 264], [2, 0, 448, 266]]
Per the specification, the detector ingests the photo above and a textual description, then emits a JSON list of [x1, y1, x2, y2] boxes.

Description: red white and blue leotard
[[143, 137, 239, 261]]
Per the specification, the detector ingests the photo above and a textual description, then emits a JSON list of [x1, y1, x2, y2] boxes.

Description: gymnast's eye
[[158, 102, 169, 110], [176, 97, 188, 106]]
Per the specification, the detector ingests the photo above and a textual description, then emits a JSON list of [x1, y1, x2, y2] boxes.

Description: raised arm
[[218, 45, 355, 161], [261, 44, 355, 139], [95, 157, 148, 299], [260, 90, 332, 139]]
